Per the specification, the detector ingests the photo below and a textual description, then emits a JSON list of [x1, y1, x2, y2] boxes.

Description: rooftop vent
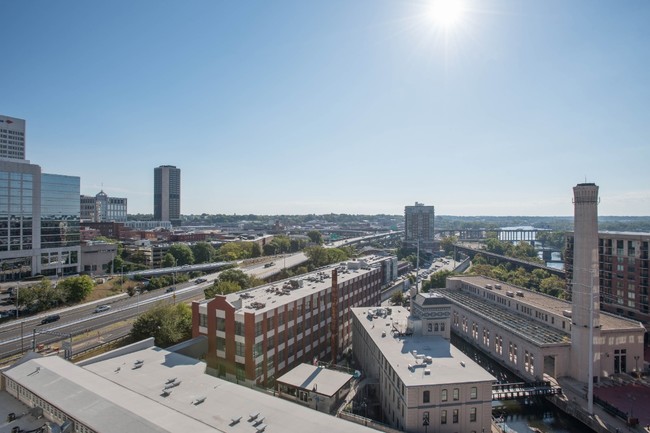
[[424, 369, 431, 375], [193, 396, 207, 405], [460, 361, 466, 367]]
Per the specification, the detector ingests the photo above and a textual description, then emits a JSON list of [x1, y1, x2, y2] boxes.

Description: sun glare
[[428, 0, 465, 30]]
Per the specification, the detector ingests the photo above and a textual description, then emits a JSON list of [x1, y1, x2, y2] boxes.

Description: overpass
[[124, 261, 232, 279], [453, 244, 566, 278], [328, 231, 401, 248], [438, 228, 552, 242]]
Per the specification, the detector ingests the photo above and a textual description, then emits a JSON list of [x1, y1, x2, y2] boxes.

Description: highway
[[0, 252, 309, 360]]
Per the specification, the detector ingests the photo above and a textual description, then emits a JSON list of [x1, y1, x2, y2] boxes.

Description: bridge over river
[[492, 381, 562, 401]]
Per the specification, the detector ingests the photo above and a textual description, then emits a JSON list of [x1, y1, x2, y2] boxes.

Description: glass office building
[[40, 173, 80, 276], [0, 161, 80, 280]]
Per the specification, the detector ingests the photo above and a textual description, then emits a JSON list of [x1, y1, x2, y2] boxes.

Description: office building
[[352, 294, 495, 433], [1, 339, 378, 433], [0, 115, 26, 161], [1, 160, 80, 279], [404, 202, 435, 251], [154, 165, 181, 226], [566, 231, 650, 336], [192, 255, 396, 385], [80, 190, 127, 222]]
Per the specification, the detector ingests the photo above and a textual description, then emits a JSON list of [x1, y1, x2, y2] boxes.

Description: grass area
[[85, 278, 140, 303]]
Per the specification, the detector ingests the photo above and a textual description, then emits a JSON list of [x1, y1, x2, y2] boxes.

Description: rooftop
[[351, 306, 495, 387], [448, 275, 643, 332], [276, 364, 353, 397], [204, 255, 390, 315], [4, 344, 378, 433]]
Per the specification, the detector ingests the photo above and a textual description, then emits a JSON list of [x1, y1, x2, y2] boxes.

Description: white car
[[94, 304, 111, 313]]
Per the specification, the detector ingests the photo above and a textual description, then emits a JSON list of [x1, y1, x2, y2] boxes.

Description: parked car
[[94, 305, 111, 313], [40, 314, 60, 325]]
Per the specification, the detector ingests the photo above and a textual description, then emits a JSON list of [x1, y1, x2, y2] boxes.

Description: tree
[[307, 230, 323, 245], [192, 242, 216, 264], [218, 269, 254, 289], [390, 290, 404, 306], [440, 236, 458, 255], [204, 280, 240, 298], [130, 303, 192, 347], [250, 242, 262, 258], [216, 242, 249, 261], [427, 270, 455, 289], [168, 243, 195, 266], [161, 253, 176, 268], [58, 275, 94, 303]]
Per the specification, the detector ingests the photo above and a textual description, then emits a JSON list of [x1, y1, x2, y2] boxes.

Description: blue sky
[[2, 0, 649, 216]]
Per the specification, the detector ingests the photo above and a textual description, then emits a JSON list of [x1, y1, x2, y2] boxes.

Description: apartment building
[[192, 256, 396, 385], [566, 231, 650, 332]]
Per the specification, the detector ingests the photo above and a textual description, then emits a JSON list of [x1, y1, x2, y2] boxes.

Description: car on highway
[[94, 304, 111, 313], [195, 278, 207, 284], [165, 287, 176, 293], [264, 262, 275, 268], [40, 314, 60, 325]]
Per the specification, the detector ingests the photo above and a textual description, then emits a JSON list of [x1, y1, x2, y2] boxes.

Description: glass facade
[[0, 170, 34, 252], [41, 174, 80, 249]]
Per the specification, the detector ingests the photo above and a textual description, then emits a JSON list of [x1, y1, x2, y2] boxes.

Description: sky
[[2, 0, 649, 216]]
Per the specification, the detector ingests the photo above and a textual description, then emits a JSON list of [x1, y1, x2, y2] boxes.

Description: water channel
[[451, 334, 595, 433]]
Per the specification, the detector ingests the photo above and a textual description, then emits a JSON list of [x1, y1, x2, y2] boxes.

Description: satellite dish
[[353, 370, 361, 379]]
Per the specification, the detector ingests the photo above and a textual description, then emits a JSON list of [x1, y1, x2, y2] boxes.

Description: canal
[[451, 334, 595, 433]]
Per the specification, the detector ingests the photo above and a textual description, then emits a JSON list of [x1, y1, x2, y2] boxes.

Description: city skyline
[[2, 1, 649, 216]]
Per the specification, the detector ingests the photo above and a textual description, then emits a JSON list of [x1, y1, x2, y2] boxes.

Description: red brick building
[[192, 256, 396, 385]]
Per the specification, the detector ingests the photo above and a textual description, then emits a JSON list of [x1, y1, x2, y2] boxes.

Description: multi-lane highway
[[0, 253, 309, 360]]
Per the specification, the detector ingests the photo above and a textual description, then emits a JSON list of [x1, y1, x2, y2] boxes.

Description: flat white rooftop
[[352, 307, 495, 387], [204, 255, 389, 315], [276, 363, 352, 397]]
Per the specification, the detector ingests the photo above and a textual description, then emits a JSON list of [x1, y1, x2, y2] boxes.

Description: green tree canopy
[[307, 230, 323, 245], [57, 275, 94, 303], [162, 253, 176, 268], [130, 303, 192, 347], [192, 242, 216, 264], [168, 243, 195, 265], [204, 280, 241, 298]]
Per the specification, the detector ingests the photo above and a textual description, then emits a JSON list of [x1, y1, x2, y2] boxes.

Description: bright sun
[[428, 0, 465, 30]]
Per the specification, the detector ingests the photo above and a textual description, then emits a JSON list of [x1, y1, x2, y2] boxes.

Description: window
[[216, 336, 225, 352], [235, 321, 245, 336], [453, 388, 459, 401], [470, 407, 477, 422], [216, 317, 226, 331], [199, 313, 207, 328], [453, 409, 459, 423], [470, 386, 477, 399], [423, 390, 430, 403], [235, 341, 245, 357], [441, 410, 447, 424], [441, 389, 448, 401]]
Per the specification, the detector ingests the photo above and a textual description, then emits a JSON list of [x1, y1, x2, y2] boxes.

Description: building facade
[[0, 115, 26, 160], [80, 190, 127, 222], [0, 160, 80, 279], [442, 275, 645, 381], [153, 165, 181, 226], [192, 256, 395, 385], [352, 294, 495, 433], [404, 202, 435, 251], [566, 231, 650, 335]]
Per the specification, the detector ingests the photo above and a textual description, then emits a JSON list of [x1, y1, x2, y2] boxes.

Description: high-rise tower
[[404, 202, 435, 251], [154, 165, 181, 226], [570, 183, 601, 385], [0, 115, 26, 161]]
